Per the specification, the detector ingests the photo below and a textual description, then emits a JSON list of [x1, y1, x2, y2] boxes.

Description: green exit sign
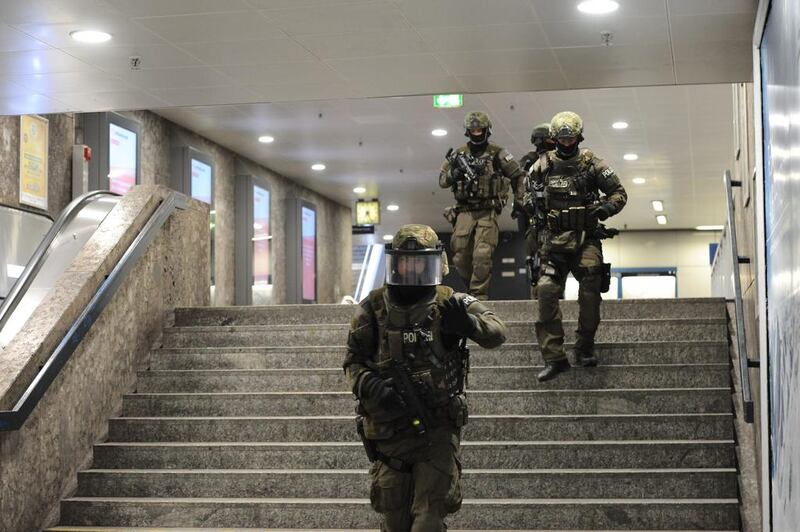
[[433, 94, 463, 108]]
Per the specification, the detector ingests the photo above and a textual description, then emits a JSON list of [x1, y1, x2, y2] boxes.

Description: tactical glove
[[359, 373, 405, 413], [589, 203, 613, 222], [441, 295, 477, 337]]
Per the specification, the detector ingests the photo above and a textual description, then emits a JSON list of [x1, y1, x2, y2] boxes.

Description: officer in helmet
[[344, 224, 507, 531], [518, 122, 557, 267], [439, 111, 525, 300], [523, 111, 627, 381]]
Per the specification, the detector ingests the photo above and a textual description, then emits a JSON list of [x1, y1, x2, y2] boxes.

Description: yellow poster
[[19, 114, 49, 210]]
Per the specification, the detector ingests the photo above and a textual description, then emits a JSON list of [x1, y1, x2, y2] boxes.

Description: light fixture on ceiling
[[258, 135, 274, 143], [353, 186, 366, 194], [612, 121, 628, 129], [386, 204, 399, 212], [651, 200, 664, 212], [383, 234, 394, 241], [696, 225, 725, 231], [656, 215, 668, 225], [632, 177, 646, 185], [623, 153, 639, 161], [69, 30, 112, 43], [431, 129, 447, 137], [311, 163, 326, 171], [577, 0, 619, 15]]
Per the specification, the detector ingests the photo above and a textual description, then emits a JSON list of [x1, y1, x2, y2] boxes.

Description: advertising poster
[[253, 185, 271, 286], [301, 206, 316, 301], [108, 122, 137, 195], [19, 114, 49, 210], [190, 158, 212, 204]]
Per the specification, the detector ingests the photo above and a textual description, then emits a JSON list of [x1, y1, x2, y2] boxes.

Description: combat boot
[[537, 359, 571, 382], [574, 346, 598, 367]]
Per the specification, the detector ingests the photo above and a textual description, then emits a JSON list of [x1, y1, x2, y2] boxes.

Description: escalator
[[0, 192, 121, 349]]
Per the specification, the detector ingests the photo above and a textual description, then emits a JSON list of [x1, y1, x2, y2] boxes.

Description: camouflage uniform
[[523, 112, 627, 380], [439, 111, 524, 300], [344, 224, 507, 532], [518, 123, 556, 273]]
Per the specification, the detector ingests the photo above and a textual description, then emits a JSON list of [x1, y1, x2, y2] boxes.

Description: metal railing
[[0, 192, 188, 431], [724, 169, 758, 423]]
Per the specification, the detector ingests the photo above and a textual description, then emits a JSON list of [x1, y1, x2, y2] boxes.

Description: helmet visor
[[385, 247, 443, 286]]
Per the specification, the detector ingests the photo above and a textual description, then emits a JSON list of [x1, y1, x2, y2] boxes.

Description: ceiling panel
[[114, 66, 233, 90], [667, 0, 757, 16], [539, 16, 670, 48], [9, 70, 128, 93], [531, 0, 666, 21], [260, 2, 410, 36], [0, 48, 95, 75], [219, 61, 342, 86], [149, 85, 261, 106], [134, 11, 280, 43], [670, 12, 755, 43], [456, 70, 568, 93], [396, 0, 538, 28], [107, 0, 252, 17], [0, 25, 49, 53], [178, 39, 315, 65], [60, 43, 203, 70], [436, 48, 559, 76], [416, 23, 549, 52], [294, 30, 430, 59]]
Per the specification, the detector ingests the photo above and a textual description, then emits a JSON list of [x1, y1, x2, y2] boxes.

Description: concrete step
[[160, 319, 728, 348], [174, 298, 727, 326], [122, 388, 732, 417], [92, 440, 736, 470], [59, 497, 740, 529], [107, 414, 734, 443], [134, 365, 731, 393], [48, 528, 740, 532], [75, 468, 738, 499], [151, 341, 729, 370]]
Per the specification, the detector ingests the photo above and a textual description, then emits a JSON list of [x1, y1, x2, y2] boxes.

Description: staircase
[[50, 298, 740, 531]]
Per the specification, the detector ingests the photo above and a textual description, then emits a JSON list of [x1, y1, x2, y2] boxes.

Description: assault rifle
[[383, 358, 435, 437], [446, 148, 478, 190]]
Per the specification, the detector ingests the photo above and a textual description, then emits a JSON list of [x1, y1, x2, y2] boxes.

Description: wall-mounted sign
[[190, 158, 213, 204], [352, 225, 375, 235], [433, 94, 463, 108], [355, 199, 380, 225], [301, 205, 317, 302], [19, 115, 49, 210]]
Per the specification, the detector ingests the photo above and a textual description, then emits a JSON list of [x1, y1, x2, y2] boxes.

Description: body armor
[[452, 145, 502, 208]]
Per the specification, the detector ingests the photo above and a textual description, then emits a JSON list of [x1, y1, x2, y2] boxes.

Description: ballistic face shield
[[385, 224, 448, 286]]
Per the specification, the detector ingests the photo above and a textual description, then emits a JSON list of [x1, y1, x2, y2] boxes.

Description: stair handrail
[[0, 191, 188, 431], [0, 191, 118, 335], [723, 169, 757, 423]]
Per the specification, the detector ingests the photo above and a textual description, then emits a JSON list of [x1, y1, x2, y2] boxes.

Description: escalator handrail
[[0, 191, 188, 431], [0, 202, 55, 222], [0, 191, 119, 337]]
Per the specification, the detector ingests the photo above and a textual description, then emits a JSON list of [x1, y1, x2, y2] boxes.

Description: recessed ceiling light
[[656, 215, 668, 225], [69, 30, 112, 43], [386, 204, 399, 212], [383, 234, 394, 241], [258, 135, 274, 143], [623, 153, 639, 161], [353, 186, 366, 194], [431, 129, 448, 137], [577, 0, 619, 15], [651, 200, 664, 212], [632, 177, 646, 185], [311, 163, 326, 171], [612, 121, 628, 129], [696, 225, 725, 231]]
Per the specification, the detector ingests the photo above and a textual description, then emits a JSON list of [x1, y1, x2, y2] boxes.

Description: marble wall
[[118, 110, 352, 306], [0, 185, 209, 532], [0, 113, 76, 219]]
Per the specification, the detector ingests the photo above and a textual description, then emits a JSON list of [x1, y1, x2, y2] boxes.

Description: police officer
[[439, 111, 524, 300], [344, 224, 507, 532], [524, 111, 627, 381], [518, 123, 556, 275]]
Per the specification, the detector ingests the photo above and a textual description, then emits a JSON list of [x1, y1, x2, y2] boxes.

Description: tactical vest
[[452, 144, 502, 206], [541, 149, 596, 212]]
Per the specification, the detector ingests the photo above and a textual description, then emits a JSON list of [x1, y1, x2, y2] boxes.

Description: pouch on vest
[[549, 229, 582, 253], [601, 262, 612, 293]]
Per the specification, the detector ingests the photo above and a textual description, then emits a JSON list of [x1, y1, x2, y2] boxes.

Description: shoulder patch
[[462, 294, 478, 307], [503, 152, 514, 162], [601, 167, 614, 178]]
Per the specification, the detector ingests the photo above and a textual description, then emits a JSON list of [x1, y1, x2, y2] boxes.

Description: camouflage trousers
[[450, 209, 499, 300], [370, 427, 463, 532], [534, 240, 603, 363]]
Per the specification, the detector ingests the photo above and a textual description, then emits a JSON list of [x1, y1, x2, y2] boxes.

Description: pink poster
[[301, 206, 316, 301]]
